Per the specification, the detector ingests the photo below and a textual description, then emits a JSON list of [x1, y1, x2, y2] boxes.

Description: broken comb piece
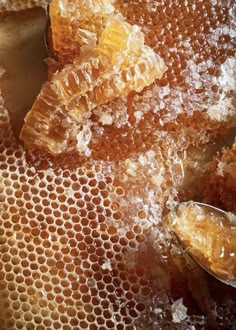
[[20, 18, 167, 156], [48, 0, 116, 65]]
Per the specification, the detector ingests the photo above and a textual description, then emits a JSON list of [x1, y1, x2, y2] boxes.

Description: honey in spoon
[[166, 201, 236, 287]]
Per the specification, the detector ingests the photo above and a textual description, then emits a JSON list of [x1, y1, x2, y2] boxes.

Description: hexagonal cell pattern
[[0, 0, 236, 329]]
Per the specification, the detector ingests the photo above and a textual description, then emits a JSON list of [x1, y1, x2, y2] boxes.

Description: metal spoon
[[166, 201, 236, 288]]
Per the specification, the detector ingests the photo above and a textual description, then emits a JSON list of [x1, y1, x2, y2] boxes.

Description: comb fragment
[[20, 18, 167, 155], [48, 0, 116, 64]]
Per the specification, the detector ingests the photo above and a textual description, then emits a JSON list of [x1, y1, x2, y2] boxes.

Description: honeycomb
[[20, 17, 167, 155], [116, 0, 236, 127], [0, 1, 236, 330], [48, 0, 116, 65]]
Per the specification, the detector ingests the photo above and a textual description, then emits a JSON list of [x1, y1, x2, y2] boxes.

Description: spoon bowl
[[166, 201, 236, 288]]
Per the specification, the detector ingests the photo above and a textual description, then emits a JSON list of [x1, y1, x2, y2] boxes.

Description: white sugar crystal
[[151, 168, 164, 187], [207, 25, 236, 47], [171, 298, 188, 323], [216, 161, 225, 176], [134, 111, 144, 121], [76, 125, 92, 156], [207, 57, 236, 121], [101, 260, 112, 271], [159, 101, 166, 110], [218, 57, 236, 90], [207, 94, 233, 121], [211, 0, 217, 5], [153, 308, 162, 314], [98, 112, 113, 125]]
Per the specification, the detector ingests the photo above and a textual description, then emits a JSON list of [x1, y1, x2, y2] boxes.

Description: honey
[[0, 0, 236, 329], [48, 0, 116, 65], [20, 16, 167, 155], [166, 202, 236, 284]]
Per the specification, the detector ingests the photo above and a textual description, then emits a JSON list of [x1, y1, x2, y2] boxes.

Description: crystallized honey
[[0, 1, 236, 329]]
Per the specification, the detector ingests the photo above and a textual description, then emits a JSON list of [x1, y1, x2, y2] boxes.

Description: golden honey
[[166, 202, 236, 283], [0, 0, 235, 329]]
